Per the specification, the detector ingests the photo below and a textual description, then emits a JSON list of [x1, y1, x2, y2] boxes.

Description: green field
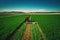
[[0, 14, 60, 40], [31, 15, 60, 40]]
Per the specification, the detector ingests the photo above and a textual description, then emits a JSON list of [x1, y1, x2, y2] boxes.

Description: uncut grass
[[31, 15, 60, 40], [0, 15, 25, 40], [0, 14, 60, 40], [10, 23, 26, 40]]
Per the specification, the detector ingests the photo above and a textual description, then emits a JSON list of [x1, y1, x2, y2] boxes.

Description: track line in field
[[21, 23, 31, 40], [5, 20, 26, 40], [37, 23, 46, 40]]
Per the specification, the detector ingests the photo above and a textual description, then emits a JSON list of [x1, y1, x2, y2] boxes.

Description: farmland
[[0, 13, 60, 40]]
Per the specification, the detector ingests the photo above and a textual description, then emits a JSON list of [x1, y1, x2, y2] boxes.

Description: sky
[[0, 0, 60, 12]]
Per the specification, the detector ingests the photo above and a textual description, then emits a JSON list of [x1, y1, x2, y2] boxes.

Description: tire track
[[37, 23, 46, 40]]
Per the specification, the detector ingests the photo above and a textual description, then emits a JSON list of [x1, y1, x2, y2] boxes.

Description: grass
[[0, 14, 25, 40], [31, 15, 60, 40], [0, 14, 60, 40], [30, 23, 42, 40], [10, 23, 26, 40]]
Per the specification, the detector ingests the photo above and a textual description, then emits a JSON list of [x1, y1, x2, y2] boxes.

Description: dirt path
[[37, 24, 46, 40], [21, 23, 31, 40]]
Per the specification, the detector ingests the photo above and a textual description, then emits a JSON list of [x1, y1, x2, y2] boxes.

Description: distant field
[[0, 13, 60, 40]]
